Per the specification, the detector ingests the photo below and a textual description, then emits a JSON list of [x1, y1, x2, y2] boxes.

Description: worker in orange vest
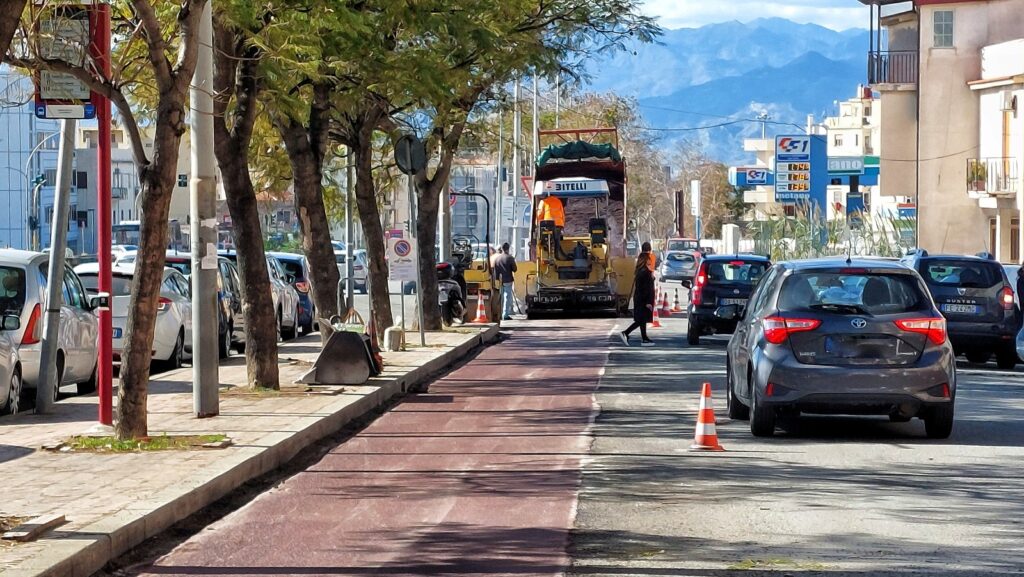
[[536, 195, 565, 228]]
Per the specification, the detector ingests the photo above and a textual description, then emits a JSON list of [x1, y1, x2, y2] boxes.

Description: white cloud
[[642, 0, 869, 31]]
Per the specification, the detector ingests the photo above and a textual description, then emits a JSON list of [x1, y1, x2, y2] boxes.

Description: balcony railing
[[867, 50, 918, 85], [967, 158, 1020, 196]]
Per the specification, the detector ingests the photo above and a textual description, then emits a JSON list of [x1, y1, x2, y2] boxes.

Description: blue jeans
[[502, 282, 515, 318]]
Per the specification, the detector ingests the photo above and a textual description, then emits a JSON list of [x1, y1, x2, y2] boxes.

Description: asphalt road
[[571, 316, 1024, 576]]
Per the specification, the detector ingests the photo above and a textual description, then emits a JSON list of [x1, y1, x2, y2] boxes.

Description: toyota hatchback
[[724, 258, 956, 439]]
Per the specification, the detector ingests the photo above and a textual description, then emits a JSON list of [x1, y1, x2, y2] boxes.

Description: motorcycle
[[437, 239, 473, 326]]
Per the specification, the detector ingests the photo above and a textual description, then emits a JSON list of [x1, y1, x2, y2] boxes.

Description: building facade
[[864, 0, 1024, 260]]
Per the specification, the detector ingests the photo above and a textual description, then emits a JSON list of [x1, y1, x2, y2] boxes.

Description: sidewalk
[[0, 325, 498, 577]]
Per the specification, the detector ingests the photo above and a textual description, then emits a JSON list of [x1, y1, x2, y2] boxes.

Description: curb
[[14, 325, 499, 577]]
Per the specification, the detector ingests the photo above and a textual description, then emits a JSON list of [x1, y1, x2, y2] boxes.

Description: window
[[923, 260, 1001, 289], [178, 174, 188, 187], [0, 267, 27, 316], [854, 134, 859, 147], [934, 10, 954, 48], [779, 272, 927, 315], [747, 266, 780, 320], [44, 169, 57, 185], [705, 261, 768, 286], [865, 134, 873, 154], [62, 268, 87, 309], [833, 134, 844, 147], [76, 171, 88, 189], [1013, 219, 1020, 263]]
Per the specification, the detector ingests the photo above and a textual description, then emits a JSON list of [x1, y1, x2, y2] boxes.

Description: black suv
[[685, 254, 771, 345], [902, 250, 1020, 368]]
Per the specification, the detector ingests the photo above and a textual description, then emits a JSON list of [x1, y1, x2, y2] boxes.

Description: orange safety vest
[[536, 196, 565, 228], [647, 252, 656, 272]]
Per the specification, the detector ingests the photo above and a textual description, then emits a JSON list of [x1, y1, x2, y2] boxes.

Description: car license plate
[[112, 328, 123, 338], [941, 303, 979, 314], [719, 298, 747, 306]]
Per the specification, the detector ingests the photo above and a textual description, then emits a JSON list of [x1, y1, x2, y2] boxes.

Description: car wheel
[[749, 388, 776, 437], [687, 320, 701, 346], [52, 355, 64, 403], [726, 363, 749, 420], [924, 403, 955, 439], [965, 351, 991, 364], [996, 348, 1017, 370], [78, 364, 98, 395], [4, 369, 21, 415], [219, 323, 232, 359], [168, 331, 184, 370], [282, 307, 298, 340]]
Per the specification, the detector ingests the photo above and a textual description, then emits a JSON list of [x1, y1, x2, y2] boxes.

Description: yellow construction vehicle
[[525, 128, 635, 317]]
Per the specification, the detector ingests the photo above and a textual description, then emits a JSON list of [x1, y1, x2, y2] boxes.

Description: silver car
[[266, 255, 300, 340], [336, 250, 368, 294], [0, 306, 22, 414], [76, 264, 194, 369], [0, 249, 99, 400]]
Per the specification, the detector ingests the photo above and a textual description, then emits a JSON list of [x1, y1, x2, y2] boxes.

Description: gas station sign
[[774, 135, 827, 209]]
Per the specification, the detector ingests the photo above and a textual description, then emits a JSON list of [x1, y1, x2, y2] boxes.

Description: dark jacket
[[632, 264, 656, 323], [1017, 271, 1024, 313]]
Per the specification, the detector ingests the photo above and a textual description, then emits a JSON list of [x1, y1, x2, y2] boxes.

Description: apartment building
[[863, 0, 1024, 261]]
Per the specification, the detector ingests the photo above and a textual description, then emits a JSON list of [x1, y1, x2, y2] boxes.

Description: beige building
[[864, 0, 1024, 260]]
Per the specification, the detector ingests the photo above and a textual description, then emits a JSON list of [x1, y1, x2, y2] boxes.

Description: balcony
[[867, 50, 918, 86], [967, 158, 1020, 197]]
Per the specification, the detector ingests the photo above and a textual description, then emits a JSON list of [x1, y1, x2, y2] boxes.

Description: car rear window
[[922, 259, 1001, 289], [277, 259, 304, 280], [0, 266, 26, 316], [779, 272, 927, 315], [666, 252, 695, 263], [704, 261, 767, 285], [667, 240, 698, 252], [79, 274, 134, 296], [165, 259, 191, 276]]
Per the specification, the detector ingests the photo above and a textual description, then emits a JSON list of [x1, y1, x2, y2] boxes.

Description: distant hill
[[584, 18, 869, 164]]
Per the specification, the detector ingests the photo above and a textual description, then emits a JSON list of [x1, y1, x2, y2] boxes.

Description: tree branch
[[130, 0, 173, 86]]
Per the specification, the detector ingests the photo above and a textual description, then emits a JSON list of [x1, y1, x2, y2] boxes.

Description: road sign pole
[[93, 4, 113, 425], [345, 149, 354, 310], [408, 147, 425, 347]]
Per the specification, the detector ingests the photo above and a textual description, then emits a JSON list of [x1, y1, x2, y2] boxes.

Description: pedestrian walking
[[620, 241, 656, 347], [493, 242, 518, 321]]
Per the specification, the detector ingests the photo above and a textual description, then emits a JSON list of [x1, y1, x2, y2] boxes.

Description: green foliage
[[264, 235, 302, 254], [752, 207, 915, 261]]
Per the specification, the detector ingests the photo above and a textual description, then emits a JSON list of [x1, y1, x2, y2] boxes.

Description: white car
[[76, 263, 193, 370], [0, 249, 100, 400], [336, 249, 368, 294]]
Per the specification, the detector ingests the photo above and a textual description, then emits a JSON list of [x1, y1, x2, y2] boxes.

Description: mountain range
[[584, 18, 871, 164]]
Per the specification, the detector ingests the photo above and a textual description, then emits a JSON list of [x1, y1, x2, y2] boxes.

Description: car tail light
[[157, 297, 172, 312], [21, 304, 40, 345], [691, 263, 708, 306], [765, 383, 776, 397], [763, 317, 821, 345], [295, 281, 310, 294], [894, 318, 947, 345], [1000, 286, 1015, 310]]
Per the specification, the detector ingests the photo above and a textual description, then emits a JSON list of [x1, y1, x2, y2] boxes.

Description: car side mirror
[[2, 314, 19, 331], [89, 292, 111, 311], [682, 279, 692, 289], [715, 304, 741, 321]]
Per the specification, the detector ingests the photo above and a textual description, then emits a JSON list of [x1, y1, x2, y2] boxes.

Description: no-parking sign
[[387, 237, 418, 281]]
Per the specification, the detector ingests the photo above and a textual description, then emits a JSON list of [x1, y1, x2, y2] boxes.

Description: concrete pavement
[[0, 325, 497, 577], [130, 319, 612, 577]]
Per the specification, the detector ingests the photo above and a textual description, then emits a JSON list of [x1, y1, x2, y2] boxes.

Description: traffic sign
[[387, 237, 418, 281], [449, 193, 457, 207], [34, 5, 95, 120]]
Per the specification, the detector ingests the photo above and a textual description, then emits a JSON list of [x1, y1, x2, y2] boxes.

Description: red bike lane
[[142, 319, 612, 577]]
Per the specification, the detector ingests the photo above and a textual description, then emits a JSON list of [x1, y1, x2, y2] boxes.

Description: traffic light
[[32, 174, 45, 186]]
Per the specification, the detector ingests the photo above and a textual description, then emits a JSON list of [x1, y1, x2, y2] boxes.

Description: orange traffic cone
[[660, 292, 672, 317], [672, 289, 683, 313], [651, 304, 662, 328], [471, 290, 489, 324], [691, 382, 725, 451]]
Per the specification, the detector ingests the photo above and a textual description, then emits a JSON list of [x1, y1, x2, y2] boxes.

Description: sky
[[641, 0, 869, 32]]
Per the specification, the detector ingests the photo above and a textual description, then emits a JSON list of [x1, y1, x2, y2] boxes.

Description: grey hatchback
[[724, 258, 956, 439]]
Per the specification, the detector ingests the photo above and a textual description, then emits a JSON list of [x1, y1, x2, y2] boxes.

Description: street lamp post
[[23, 131, 61, 250]]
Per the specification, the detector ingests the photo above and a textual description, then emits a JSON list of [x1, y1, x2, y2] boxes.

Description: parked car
[[218, 251, 300, 341], [0, 249, 100, 400], [114, 251, 137, 267], [684, 254, 771, 345], [76, 263, 193, 370], [269, 252, 316, 334], [162, 252, 241, 358], [0, 312, 22, 414], [902, 250, 1020, 368], [659, 251, 699, 285], [724, 258, 957, 438], [337, 249, 368, 294], [111, 244, 137, 260]]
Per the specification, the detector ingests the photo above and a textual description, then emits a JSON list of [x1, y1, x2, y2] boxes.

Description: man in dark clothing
[[493, 243, 518, 320]]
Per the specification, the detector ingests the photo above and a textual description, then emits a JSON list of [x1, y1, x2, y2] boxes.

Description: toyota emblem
[[851, 318, 868, 329]]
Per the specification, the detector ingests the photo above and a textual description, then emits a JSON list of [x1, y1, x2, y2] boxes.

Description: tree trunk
[[0, 0, 26, 62], [213, 20, 279, 390], [352, 135, 393, 335], [278, 111, 339, 342], [117, 105, 187, 439], [221, 167, 280, 389]]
